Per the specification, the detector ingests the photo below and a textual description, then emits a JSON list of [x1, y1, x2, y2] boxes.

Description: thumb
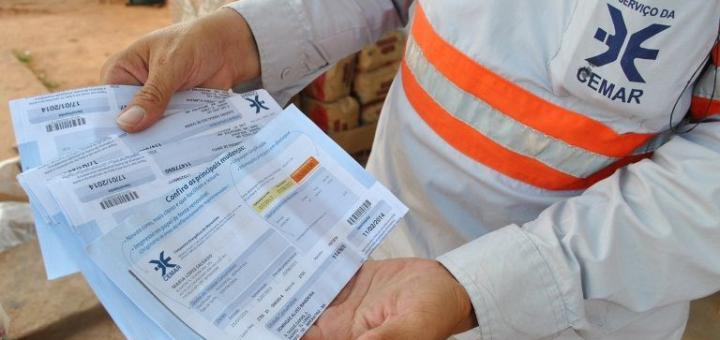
[[116, 71, 175, 132]]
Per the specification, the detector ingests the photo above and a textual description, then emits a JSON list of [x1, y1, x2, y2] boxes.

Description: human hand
[[101, 8, 259, 132], [303, 258, 477, 340]]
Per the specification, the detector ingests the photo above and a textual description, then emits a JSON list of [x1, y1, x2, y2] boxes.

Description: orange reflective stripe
[[401, 62, 649, 190], [411, 5, 654, 158], [690, 96, 720, 120]]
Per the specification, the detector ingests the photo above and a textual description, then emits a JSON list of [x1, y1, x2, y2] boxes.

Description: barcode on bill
[[347, 200, 372, 225], [45, 117, 87, 132], [100, 191, 139, 210]]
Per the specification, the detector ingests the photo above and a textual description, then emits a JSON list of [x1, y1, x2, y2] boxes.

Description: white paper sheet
[[46, 116, 276, 244], [81, 106, 407, 340], [10, 85, 236, 278], [19, 91, 280, 227], [11, 88, 282, 339]]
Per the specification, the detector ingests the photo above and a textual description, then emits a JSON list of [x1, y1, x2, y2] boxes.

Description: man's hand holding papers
[[303, 259, 477, 340], [13, 88, 409, 339], [102, 8, 260, 132], [81, 106, 408, 339]]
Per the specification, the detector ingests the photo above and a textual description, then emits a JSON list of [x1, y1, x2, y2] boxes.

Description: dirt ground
[[0, 1, 171, 338], [0, 0, 171, 92], [0, 0, 172, 160]]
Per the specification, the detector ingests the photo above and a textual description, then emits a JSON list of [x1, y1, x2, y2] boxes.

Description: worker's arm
[[103, 0, 408, 132], [226, 0, 408, 105], [437, 116, 720, 337], [303, 112, 720, 340]]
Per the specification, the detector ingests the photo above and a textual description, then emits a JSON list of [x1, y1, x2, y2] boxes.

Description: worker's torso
[[367, 0, 719, 338]]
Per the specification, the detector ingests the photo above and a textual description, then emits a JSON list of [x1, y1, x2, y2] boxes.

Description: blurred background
[[0, 1, 717, 339]]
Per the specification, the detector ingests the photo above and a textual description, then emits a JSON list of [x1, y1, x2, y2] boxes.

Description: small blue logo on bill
[[586, 4, 670, 83], [246, 95, 269, 113], [150, 251, 181, 281]]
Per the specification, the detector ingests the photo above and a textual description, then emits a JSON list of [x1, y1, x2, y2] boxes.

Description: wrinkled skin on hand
[[101, 8, 259, 132], [302, 258, 477, 340]]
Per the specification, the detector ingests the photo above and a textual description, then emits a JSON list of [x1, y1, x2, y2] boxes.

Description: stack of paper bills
[[9, 86, 407, 339]]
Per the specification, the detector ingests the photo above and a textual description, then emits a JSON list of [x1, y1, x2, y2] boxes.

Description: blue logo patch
[[150, 250, 178, 278], [586, 4, 670, 83], [246, 95, 269, 113]]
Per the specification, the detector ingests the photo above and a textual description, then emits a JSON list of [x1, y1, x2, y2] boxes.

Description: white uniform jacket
[[228, 1, 720, 339]]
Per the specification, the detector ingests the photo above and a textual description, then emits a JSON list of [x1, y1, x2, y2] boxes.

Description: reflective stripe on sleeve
[[405, 37, 616, 178], [401, 4, 661, 190], [401, 62, 652, 190], [410, 5, 655, 158]]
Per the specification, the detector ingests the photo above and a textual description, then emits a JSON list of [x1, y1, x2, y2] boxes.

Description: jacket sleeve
[[438, 66, 720, 338], [225, 0, 409, 104], [439, 119, 720, 339]]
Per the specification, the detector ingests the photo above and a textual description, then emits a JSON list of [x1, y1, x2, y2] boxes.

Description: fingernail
[[116, 106, 145, 129]]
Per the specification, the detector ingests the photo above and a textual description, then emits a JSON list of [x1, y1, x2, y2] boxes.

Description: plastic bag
[[0, 302, 8, 340], [0, 157, 27, 202], [0, 202, 35, 252]]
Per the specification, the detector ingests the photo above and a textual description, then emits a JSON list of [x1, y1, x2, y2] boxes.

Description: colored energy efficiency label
[[252, 157, 320, 214]]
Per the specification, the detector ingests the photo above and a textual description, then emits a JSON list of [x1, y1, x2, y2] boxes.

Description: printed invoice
[[83, 106, 408, 339], [44, 129, 266, 244], [10, 85, 236, 278], [19, 90, 280, 228], [10, 89, 282, 339]]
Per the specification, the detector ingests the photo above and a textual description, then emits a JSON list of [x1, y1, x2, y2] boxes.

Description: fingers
[[107, 8, 260, 132], [197, 66, 236, 89], [101, 43, 150, 86], [102, 49, 162, 133], [358, 316, 431, 340], [101, 57, 141, 85], [301, 325, 325, 340], [101, 65, 143, 86], [116, 69, 176, 132]]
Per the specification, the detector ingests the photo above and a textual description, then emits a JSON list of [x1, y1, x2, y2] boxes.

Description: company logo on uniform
[[246, 95, 269, 113], [575, 3, 674, 105], [150, 250, 180, 281], [586, 4, 670, 83]]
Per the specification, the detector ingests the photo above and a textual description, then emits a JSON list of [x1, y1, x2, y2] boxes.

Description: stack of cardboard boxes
[[301, 55, 360, 136], [300, 31, 406, 162], [354, 31, 405, 125]]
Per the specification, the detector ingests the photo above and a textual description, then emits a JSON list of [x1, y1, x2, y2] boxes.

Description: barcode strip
[[45, 117, 86, 132], [347, 200, 372, 225], [100, 191, 139, 210]]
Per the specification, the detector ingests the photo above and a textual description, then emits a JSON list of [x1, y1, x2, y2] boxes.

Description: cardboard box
[[357, 31, 406, 72], [288, 94, 302, 109], [360, 101, 384, 125], [684, 292, 720, 340], [303, 96, 360, 135], [303, 55, 357, 102], [353, 62, 399, 105], [331, 123, 378, 156]]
